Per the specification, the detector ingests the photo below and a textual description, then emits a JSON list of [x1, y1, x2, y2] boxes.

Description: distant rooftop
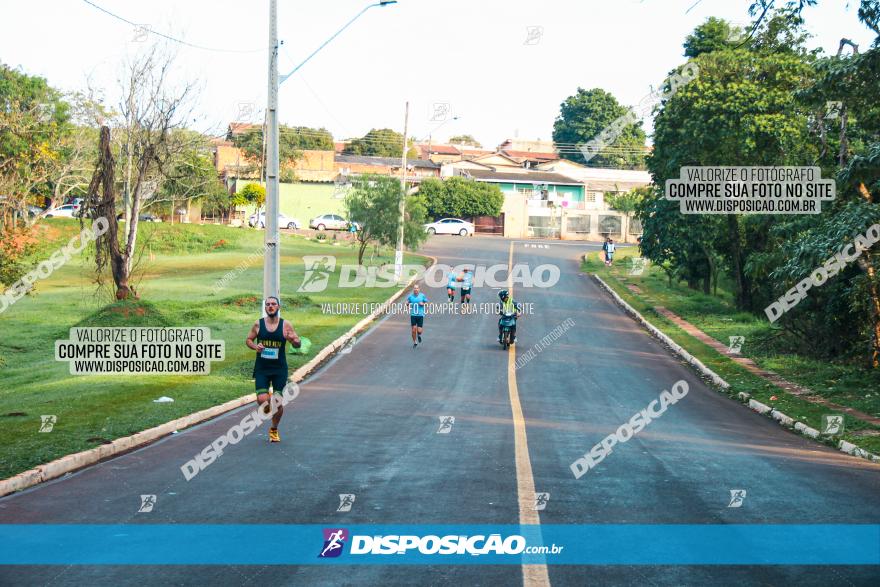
[[459, 168, 581, 185], [335, 154, 440, 169]]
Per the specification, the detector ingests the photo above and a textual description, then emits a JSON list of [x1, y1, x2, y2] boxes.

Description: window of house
[[566, 215, 590, 233], [599, 215, 622, 236]]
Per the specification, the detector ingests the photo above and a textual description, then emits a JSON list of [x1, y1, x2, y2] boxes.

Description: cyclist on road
[[497, 289, 523, 344]]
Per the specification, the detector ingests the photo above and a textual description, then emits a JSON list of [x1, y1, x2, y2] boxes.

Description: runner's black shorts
[[460, 288, 471, 298], [410, 315, 424, 327], [255, 369, 288, 393]]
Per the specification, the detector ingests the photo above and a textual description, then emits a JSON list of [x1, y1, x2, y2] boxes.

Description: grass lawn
[[0, 220, 428, 479], [584, 249, 880, 455]]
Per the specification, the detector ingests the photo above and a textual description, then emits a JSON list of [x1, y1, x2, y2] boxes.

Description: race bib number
[[260, 347, 279, 360]]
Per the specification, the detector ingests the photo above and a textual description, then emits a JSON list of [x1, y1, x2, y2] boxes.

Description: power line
[[230, 126, 652, 153], [80, 0, 265, 54]]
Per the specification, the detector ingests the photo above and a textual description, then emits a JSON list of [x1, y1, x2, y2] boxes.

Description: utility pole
[[263, 0, 281, 310], [394, 101, 409, 282], [263, 0, 397, 300]]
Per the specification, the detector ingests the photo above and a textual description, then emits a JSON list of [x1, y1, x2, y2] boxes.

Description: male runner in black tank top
[[246, 296, 301, 442]]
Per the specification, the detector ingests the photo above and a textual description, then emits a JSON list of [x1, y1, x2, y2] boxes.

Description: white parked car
[[249, 212, 301, 230], [309, 213, 350, 231], [44, 204, 81, 218], [424, 218, 474, 236]]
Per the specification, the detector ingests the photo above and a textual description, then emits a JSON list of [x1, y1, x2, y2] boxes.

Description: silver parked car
[[309, 213, 349, 231]]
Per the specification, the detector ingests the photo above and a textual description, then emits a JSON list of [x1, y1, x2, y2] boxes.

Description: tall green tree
[[552, 88, 647, 168], [419, 177, 503, 219], [232, 125, 333, 165], [0, 62, 71, 229], [684, 17, 745, 57], [344, 128, 404, 157], [647, 44, 816, 310], [345, 174, 427, 264]]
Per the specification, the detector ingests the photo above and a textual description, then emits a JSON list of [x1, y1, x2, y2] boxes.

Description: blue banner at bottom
[[1, 524, 878, 565]]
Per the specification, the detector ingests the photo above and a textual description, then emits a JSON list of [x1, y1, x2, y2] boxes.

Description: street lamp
[[264, 0, 398, 311], [280, 1, 398, 85], [425, 115, 461, 156]]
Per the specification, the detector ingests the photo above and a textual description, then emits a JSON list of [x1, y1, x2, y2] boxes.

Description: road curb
[[590, 268, 880, 467], [0, 256, 435, 498]]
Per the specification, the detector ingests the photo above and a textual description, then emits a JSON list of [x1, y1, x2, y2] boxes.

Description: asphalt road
[[1, 235, 878, 586]]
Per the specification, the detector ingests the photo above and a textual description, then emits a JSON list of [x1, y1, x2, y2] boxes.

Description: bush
[[0, 226, 37, 289]]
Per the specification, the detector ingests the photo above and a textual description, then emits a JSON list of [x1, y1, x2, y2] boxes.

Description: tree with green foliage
[[735, 0, 880, 367], [0, 62, 71, 230], [200, 187, 244, 223], [448, 134, 482, 148], [232, 125, 333, 167], [606, 187, 647, 240], [345, 174, 427, 264], [406, 137, 419, 159], [238, 183, 266, 209], [280, 126, 334, 150], [418, 177, 504, 219], [552, 88, 647, 168], [684, 17, 745, 57], [644, 6, 880, 366], [154, 141, 227, 221], [647, 41, 816, 310], [345, 128, 403, 157]]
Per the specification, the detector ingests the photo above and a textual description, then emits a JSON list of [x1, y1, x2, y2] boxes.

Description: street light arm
[[279, 1, 396, 85]]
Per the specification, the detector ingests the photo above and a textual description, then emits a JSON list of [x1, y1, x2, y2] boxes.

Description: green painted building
[[235, 180, 344, 225]]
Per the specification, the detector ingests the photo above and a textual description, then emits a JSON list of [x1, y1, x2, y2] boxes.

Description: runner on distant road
[[460, 267, 473, 304], [446, 268, 460, 302], [407, 284, 429, 348], [246, 296, 301, 443]]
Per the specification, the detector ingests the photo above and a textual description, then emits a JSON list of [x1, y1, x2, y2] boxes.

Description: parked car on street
[[116, 213, 163, 222], [309, 213, 351, 231], [249, 211, 301, 229], [44, 204, 81, 218], [424, 218, 474, 236]]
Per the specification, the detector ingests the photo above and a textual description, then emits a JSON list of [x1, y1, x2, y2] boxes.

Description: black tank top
[[253, 318, 287, 372]]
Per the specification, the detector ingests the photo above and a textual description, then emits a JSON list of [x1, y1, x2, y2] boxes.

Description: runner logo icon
[[319, 528, 348, 558], [298, 256, 336, 293], [337, 494, 356, 512]]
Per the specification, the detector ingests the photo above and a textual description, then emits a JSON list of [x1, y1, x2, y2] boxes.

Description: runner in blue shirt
[[446, 269, 460, 302], [460, 267, 474, 304], [407, 284, 429, 348]]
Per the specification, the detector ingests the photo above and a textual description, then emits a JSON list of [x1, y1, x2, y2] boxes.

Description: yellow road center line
[[507, 242, 550, 587]]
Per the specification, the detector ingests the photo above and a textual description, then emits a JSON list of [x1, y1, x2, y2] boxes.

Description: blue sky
[[2, 0, 874, 148]]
